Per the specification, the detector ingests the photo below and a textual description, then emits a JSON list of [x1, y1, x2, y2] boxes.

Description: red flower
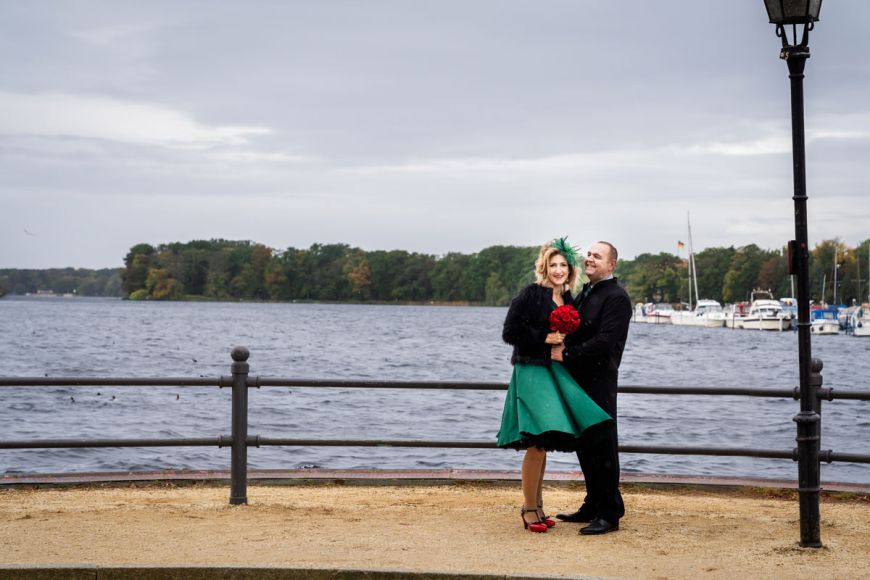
[[549, 304, 581, 334]]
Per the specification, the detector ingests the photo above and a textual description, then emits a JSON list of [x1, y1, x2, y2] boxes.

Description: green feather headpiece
[[551, 237, 580, 268]]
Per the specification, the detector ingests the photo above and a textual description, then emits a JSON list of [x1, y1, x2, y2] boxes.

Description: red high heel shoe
[[521, 507, 548, 533], [537, 506, 556, 528]]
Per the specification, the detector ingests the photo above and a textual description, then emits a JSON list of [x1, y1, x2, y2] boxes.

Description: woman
[[497, 238, 612, 533]]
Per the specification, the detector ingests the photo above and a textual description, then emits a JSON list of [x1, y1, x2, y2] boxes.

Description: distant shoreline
[[1, 294, 494, 307]]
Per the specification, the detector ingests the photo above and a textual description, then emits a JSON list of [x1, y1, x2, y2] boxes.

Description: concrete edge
[[1, 469, 868, 497], [0, 566, 610, 580]]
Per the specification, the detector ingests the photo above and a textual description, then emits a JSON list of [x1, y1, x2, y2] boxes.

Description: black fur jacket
[[502, 283, 574, 366]]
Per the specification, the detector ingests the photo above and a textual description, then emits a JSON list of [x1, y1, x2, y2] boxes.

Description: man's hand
[[551, 344, 564, 362]]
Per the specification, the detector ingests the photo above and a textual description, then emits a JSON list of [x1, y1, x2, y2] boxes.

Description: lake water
[[1, 296, 868, 483]]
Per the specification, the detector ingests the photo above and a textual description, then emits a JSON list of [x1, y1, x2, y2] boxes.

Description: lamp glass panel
[[765, 0, 822, 23], [764, 0, 784, 21]]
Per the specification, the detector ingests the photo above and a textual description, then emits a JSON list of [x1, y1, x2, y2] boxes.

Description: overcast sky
[[1, 1, 869, 269]]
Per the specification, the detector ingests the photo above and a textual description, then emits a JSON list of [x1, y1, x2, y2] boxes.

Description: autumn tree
[[121, 243, 156, 296]]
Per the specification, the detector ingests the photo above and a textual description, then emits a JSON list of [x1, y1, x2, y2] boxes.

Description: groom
[[552, 241, 632, 535]]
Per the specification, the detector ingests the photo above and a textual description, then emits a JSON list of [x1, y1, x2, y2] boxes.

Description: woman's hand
[[545, 332, 565, 345]]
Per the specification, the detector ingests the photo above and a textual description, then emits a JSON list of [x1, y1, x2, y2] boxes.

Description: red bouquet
[[549, 304, 581, 334]]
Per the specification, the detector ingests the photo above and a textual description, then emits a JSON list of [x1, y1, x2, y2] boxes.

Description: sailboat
[[671, 213, 726, 328], [810, 247, 841, 335], [849, 249, 870, 337]]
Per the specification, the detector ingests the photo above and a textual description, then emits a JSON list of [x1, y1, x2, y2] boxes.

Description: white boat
[[741, 291, 790, 331], [849, 305, 870, 337], [847, 252, 870, 336], [810, 307, 840, 335], [633, 303, 650, 323], [670, 308, 692, 326], [671, 299, 727, 328], [779, 298, 797, 330], [646, 303, 674, 324], [724, 302, 750, 329]]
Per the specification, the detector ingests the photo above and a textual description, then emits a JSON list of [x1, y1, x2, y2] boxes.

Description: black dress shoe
[[555, 509, 595, 523], [580, 517, 619, 535]]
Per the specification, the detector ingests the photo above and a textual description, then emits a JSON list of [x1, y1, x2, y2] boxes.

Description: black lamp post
[[762, 0, 823, 548]]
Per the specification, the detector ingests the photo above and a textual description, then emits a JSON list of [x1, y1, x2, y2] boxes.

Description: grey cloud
[[2, 1, 870, 268]]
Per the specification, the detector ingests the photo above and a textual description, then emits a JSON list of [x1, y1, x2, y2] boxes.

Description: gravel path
[[1, 482, 869, 579]]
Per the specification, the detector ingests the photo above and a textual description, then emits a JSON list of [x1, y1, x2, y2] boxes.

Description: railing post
[[794, 357, 823, 547], [229, 346, 250, 505], [811, 358, 823, 419]]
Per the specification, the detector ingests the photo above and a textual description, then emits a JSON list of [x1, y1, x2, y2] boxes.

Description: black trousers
[[577, 422, 624, 523]]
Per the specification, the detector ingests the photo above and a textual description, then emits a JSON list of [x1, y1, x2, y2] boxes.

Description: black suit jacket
[[562, 277, 632, 418]]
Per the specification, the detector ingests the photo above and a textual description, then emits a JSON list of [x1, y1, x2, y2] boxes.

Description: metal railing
[[2, 346, 869, 506]]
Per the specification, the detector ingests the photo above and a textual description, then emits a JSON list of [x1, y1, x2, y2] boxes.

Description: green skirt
[[496, 361, 612, 452]]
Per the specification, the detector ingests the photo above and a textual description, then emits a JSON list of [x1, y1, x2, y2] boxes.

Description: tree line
[[0, 268, 122, 297], [2, 238, 867, 306], [119, 240, 538, 304], [114, 238, 870, 306]]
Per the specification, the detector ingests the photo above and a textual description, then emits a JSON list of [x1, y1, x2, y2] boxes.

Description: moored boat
[[724, 302, 749, 329], [634, 302, 650, 323], [670, 213, 726, 328], [646, 303, 674, 324], [742, 290, 790, 331], [849, 305, 870, 337], [779, 298, 797, 330], [672, 299, 726, 328], [810, 307, 840, 335]]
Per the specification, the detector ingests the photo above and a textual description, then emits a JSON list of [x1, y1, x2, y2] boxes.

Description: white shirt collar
[[589, 274, 614, 289]]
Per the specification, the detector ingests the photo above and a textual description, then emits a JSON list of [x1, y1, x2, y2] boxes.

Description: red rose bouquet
[[549, 304, 581, 334]]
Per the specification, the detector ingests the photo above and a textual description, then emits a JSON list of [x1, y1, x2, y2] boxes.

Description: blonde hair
[[534, 244, 579, 292]]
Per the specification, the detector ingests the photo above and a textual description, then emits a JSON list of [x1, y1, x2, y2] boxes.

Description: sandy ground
[[1, 482, 869, 580]]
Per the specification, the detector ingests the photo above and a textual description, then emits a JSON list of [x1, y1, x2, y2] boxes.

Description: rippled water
[[1, 296, 868, 483]]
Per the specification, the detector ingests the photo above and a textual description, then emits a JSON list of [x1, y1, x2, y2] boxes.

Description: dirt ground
[[1, 482, 869, 580]]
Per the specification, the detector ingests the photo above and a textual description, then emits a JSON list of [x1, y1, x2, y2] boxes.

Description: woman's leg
[[537, 453, 547, 514], [522, 446, 546, 524]]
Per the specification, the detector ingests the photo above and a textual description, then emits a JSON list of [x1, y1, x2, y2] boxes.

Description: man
[[551, 241, 631, 535]]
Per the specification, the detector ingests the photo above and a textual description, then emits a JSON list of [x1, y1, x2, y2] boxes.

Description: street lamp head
[[763, 0, 822, 25], [764, 0, 822, 53]]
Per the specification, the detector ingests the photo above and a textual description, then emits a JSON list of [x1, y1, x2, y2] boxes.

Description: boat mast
[[821, 274, 826, 306], [832, 246, 838, 305], [687, 253, 692, 311], [686, 216, 692, 310], [687, 212, 699, 309]]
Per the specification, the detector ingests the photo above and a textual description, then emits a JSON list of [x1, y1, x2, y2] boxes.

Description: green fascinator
[[551, 237, 580, 267]]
